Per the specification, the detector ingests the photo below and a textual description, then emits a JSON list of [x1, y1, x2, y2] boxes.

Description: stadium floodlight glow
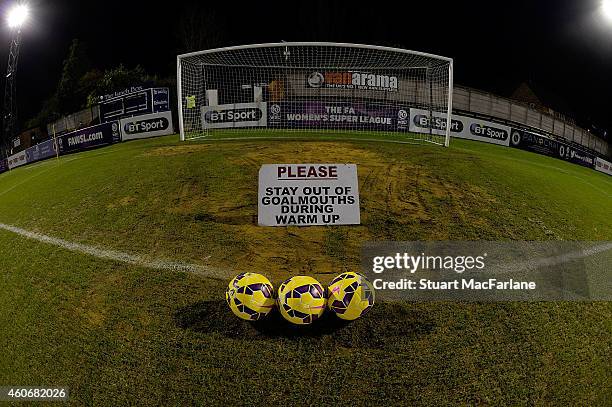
[[7, 4, 29, 29], [603, 0, 612, 21], [2, 3, 30, 158]]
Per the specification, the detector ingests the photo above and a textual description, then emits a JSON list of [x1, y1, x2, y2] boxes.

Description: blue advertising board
[[0, 158, 7, 174], [152, 88, 170, 113], [509, 128, 561, 157], [57, 121, 121, 154], [100, 87, 170, 123], [510, 128, 595, 169], [27, 139, 58, 163], [557, 143, 596, 169], [267, 101, 410, 132]]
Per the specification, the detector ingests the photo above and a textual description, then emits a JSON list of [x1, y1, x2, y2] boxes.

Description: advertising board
[[201, 102, 268, 129], [7, 151, 27, 170], [120, 111, 173, 141], [57, 121, 121, 154], [268, 102, 410, 132], [27, 139, 58, 163], [595, 157, 612, 176], [409, 109, 510, 146]]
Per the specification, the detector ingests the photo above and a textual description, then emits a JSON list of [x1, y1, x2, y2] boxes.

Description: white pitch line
[[0, 223, 228, 280]]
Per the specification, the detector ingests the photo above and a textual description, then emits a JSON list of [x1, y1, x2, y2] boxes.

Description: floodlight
[[603, 0, 612, 21], [7, 4, 29, 29]]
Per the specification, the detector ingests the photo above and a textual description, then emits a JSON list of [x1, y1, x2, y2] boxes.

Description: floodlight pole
[[1, 27, 22, 158]]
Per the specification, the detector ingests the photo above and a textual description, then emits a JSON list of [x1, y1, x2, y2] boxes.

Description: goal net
[[177, 42, 453, 146]]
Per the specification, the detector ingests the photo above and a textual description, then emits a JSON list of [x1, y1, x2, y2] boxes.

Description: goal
[[177, 42, 453, 146]]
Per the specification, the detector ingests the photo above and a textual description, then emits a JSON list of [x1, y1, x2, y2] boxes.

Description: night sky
[[2, 0, 611, 137]]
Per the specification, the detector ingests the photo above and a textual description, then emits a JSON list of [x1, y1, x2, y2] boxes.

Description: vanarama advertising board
[[557, 142, 595, 169], [306, 71, 399, 92], [258, 164, 361, 226]]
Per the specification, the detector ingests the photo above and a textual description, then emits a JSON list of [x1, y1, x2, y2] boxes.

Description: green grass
[[0, 131, 611, 405]]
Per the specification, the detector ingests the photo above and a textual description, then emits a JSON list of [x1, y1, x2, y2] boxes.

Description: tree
[[177, 5, 225, 53], [25, 96, 59, 129], [86, 65, 156, 106], [25, 42, 160, 131], [56, 39, 91, 114], [77, 69, 104, 105]]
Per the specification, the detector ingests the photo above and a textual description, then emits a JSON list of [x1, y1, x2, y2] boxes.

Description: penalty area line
[[0, 222, 228, 280]]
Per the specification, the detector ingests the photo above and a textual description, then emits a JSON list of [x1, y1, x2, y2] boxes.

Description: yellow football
[[277, 276, 326, 325], [327, 272, 375, 321], [225, 272, 275, 321]]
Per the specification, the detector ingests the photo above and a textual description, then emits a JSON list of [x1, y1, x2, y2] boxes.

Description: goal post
[[177, 42, 454, 146]]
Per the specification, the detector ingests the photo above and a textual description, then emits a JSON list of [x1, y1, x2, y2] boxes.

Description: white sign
[[409, 108, 511, 146], [595, 157, 612, 176], [120, 111, 174, 141], [7, 150, 27, 170], [201, 102, 267, 129], [258, 164, 361, 226]]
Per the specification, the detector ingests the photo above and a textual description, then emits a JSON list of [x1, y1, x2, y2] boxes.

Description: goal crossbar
[[178, 42, 453, 64]]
